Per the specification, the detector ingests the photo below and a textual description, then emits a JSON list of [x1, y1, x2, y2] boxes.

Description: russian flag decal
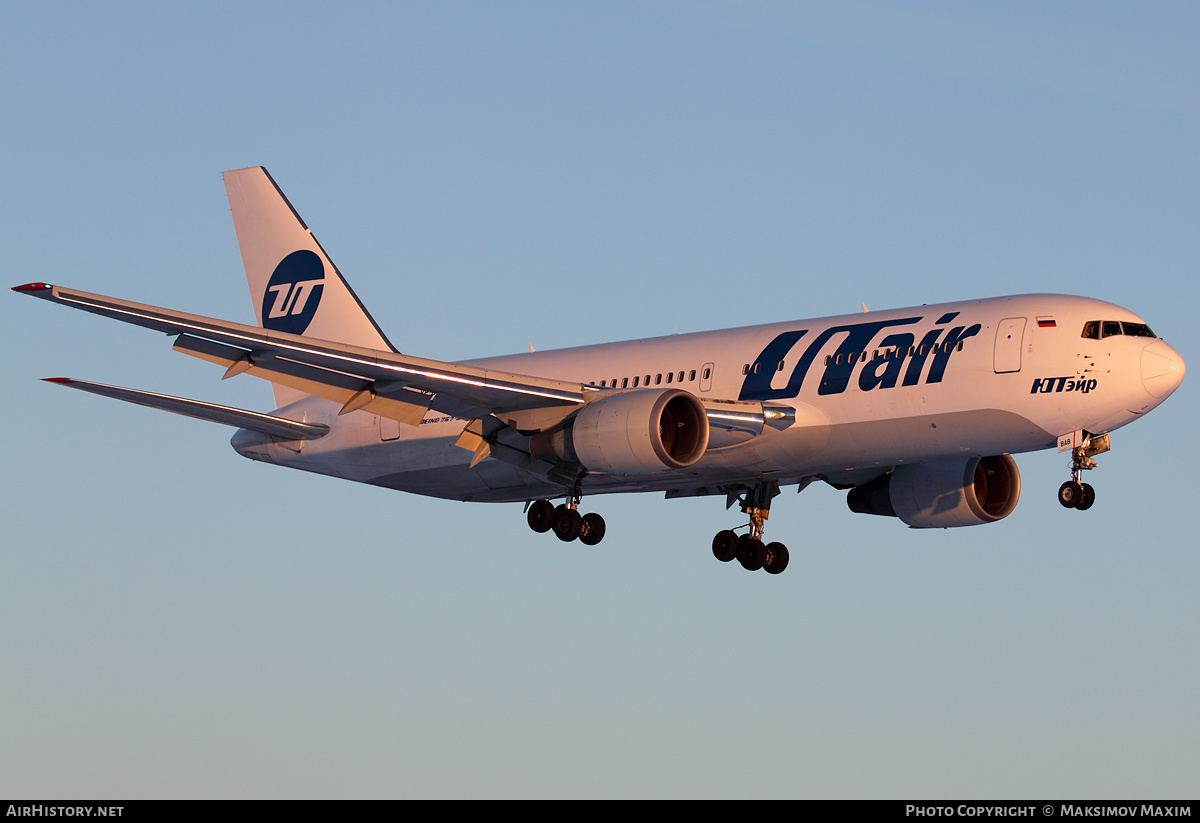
[[1037, 317, 1057, 328]]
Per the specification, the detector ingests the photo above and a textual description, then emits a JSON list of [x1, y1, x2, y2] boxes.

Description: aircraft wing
[[43, 377, 331, 440], [14, 283, 587, 428]]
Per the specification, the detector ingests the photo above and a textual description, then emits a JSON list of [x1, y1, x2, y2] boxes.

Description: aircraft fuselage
[[238, 292, 1182, 503]]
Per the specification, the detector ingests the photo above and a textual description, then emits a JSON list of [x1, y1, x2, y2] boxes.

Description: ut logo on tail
[[262, 250, 324, 335]]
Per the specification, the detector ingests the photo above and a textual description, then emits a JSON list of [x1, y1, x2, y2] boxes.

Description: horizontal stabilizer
[[42, 378, 330, 440]]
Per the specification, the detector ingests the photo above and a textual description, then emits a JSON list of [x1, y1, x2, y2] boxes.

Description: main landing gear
[[711, 481, 790, 575], [1058, 432, 1110, 512], [526, 498, 606, 545]]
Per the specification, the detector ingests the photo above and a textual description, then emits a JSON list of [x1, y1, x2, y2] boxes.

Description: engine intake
[[847, 454, 1021, 528], [529, 389, 709, 475]]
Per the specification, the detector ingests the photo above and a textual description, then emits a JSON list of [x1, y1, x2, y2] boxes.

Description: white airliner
[[14, 167, 1186, 575]]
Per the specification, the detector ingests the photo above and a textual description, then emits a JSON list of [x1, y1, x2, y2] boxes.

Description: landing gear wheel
[[579, 512, 606, 545], [527, 499, 554, 533], [1058, 481, 1084, 509], [737, 536, 765, 571], [552, 505, 582, 542], [1076, 483, 1096, 511], [712, 530, 739, 562], [763, 542, 789, 575]]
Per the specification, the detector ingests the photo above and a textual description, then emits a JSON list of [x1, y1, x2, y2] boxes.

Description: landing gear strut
[[711, 481, 790, 574], [1058, 433, 1109, 512]]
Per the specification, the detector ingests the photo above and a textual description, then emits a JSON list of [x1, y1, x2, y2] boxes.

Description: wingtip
[[42, 377, 74, 384], [13, 282, 52, 292]]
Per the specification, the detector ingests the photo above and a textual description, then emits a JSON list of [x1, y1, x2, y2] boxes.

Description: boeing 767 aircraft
[[14, 167, 1186, 575]]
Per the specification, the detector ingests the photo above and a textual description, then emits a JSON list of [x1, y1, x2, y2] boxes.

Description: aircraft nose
[[1141, 340, 1185, 399]]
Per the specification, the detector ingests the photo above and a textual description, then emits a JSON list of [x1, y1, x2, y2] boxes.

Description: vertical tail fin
[[222, 166, 396, 407]]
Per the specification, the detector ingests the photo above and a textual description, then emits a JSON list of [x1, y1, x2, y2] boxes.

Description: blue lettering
[[817, 318, 922, 395], [859, 332, 915, 391], [738, 317, 924, 400], [736, 330, 808, 400], [902, 329, 945, 387], [925, 324, 981, 384], [1032, 376, 1100, 394], [739, 314, 983, 401]]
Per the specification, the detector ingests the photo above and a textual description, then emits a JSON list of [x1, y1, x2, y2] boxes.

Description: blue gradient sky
[[2, 1, 1196, 798]]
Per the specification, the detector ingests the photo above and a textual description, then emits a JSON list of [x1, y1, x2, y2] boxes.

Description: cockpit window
[[1083, 319, 1158, 340]]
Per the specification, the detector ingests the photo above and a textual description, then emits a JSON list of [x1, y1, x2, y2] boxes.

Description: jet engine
[[529, 388, 709, 475], [846, 454, 1021, 528]]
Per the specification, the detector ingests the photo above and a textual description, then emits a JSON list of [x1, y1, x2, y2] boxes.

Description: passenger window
[[666, 372, 673, 384], [1102, 321, 1122, 338], [655, 374, 662, 385], [644, 374, 650, 385], [777, 360, 785, 371], [621, 378, 628, 388], [678, 371, 685, 382], [689, 370, 696, 381], [633, 376, 640, 387], [703, 367, 711, 380], [742, 364, 749, 375]]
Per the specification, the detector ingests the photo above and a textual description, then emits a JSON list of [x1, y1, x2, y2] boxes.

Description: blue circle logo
[[262, 250, 325, 334]]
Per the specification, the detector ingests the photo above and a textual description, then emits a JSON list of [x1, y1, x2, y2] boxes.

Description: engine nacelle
[[846, 454, 1021, 528], [529, 389, 709, 475]]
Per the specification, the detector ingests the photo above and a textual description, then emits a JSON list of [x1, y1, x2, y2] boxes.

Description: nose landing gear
[[1058, 432, 1109, 511]]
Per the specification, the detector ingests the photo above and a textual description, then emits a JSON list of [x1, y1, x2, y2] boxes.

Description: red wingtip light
[[12, 282, 52, 292], [42, 378, 74, 384]]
